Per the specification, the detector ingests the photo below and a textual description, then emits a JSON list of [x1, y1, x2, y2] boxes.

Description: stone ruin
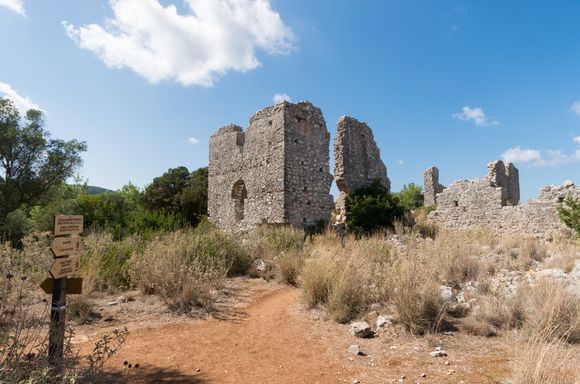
[[208, 101, 389, 231], [208, 101, 334, 231], [209, 100, 577, 238], [428, 160, 580, 237], [333, 116, 390, 218], [423, 166, 445, 207]]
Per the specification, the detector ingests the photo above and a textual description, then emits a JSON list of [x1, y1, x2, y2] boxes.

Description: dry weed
[[512, 332, 578, 384]]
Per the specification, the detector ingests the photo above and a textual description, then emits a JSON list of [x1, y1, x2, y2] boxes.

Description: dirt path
[[80, 282, 353, 383], [76, 278, 534, 383]]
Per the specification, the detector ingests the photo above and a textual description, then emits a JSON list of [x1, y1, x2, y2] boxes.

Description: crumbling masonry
[[333, 116, 390, 217], [208, 101, 334, 230], [428, 160, 580, 237], [423, 166, 445, 207], [208, 102, 389, 231]]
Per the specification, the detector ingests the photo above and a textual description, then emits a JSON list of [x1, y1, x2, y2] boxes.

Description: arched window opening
[[231, 179, 247, 221]]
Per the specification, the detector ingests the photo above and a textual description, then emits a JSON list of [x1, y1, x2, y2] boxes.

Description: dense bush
[[345, 180, 404, 237]]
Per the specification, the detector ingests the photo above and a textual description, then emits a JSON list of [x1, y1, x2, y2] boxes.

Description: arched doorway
[[231, 179, 247, 221]]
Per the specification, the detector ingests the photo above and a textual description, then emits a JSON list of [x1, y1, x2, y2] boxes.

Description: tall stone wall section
[[487, 160, 520, 205], [429, 160, 579, 238], [333, 116, 390, 217], [208, 101, 333, 231], [424, 166, 445, 207]]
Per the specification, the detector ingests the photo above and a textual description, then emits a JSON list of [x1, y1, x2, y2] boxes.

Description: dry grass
[[512, 332, 578, 384], [522, 279, 580, 343], [461, 293, 526, 336], [130, 224, 250, 314], [299, 233, 392, 323]]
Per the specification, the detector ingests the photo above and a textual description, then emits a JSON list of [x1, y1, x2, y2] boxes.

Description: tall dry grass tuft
[[522, 279, 580, 343], [245, 225, 306, 283], [461, 292, 527, 337], [130, 223, 251, 313], [300, 235, 392, 323], [389, 252, 447, 334], [512, 330, 578, 384], [496, 235, 549, 271]]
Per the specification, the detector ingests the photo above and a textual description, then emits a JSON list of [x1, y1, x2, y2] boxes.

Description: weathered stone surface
[[487, 160, 519, 206], [424, 166, 445, 207], [351, 321, 373, 338], [333, 116, 389, 218], [208, 101, 334, 231], [429, 160, 580, 238], [347, 344, 361, 355]]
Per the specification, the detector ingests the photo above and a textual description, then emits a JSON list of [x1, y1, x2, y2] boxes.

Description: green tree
[[397, 183, 424, 212], [142, 166, 208, 226], [345, 179, 404, 237], [557, 195, 580, 237], [0, 99, 86, 241]]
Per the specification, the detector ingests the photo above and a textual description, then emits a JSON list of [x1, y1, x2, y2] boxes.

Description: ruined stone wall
[[282, 103, 334, 226], [423, 166, 445, 207], [208, 101, 333, 231], [487, 160, 520, 205], [429, 161, 579, 238], [333, 116, 390, 216]]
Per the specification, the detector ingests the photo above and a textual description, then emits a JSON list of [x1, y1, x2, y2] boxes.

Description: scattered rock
[[429, 349, 448, 357], [351, 321, 373, 338], [370, 303, 381, 311], [254, 259, 266, 272], [347, 344, 362, 356], [376, 315, 393, 329], [421, 372, 427, 378], [439, 286, 457, 303]]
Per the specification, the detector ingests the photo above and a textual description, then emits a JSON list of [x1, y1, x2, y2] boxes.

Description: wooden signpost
[[43, 214, 84, 370]]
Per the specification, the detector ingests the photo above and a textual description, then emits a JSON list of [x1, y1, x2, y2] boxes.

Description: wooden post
[[47, 215, 83, 371], [48, 276, 67, 368]]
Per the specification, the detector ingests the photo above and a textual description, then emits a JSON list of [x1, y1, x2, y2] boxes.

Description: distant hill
[[87, 185, 114, 195]]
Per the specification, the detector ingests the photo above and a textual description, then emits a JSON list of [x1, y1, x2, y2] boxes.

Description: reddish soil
[[73, 278, 576, 384]]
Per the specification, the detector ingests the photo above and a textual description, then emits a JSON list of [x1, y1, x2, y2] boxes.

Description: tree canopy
[[0, 98, 86, 240]]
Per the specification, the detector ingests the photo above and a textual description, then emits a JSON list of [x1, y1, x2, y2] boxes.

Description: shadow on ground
[[95, 366, 208, 383]]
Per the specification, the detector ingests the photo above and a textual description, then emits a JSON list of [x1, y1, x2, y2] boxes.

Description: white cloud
[[63, 0, 294, 87], [453, 106, 499, 126], [501, 146, 542, 164], [500, 137, 580, 167], [0, 82, 41, 113], [273, 93, 291, 103], [397, 158, 405, 166], [187, 136, 200, 145], [571, 100, 580, 116], [0, 0, 25, 16]]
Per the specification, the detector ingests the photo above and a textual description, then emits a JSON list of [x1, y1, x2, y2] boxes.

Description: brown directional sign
[[53, 215, 83, 236], [50, 236, 81, 257], [49, 255, 81, 279], [40, 277, 83, 295]]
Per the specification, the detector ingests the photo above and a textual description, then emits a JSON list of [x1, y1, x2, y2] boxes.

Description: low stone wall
[[430, 175, 579, 238]]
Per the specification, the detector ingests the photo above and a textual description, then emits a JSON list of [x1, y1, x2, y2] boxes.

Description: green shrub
[[557, 195, 580, 237], [345, 180, 404, 237]]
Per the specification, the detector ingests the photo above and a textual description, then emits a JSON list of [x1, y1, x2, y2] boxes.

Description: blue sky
[[0, 0, 579, 202]]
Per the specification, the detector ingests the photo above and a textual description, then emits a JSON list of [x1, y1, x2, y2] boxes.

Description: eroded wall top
[[333, 116, 390, 216]]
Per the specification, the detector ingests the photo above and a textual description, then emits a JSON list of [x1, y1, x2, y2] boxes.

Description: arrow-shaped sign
[[49, 255, 81, 279], [50, 236, 81, 257], [40, 277, 83, 295]]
